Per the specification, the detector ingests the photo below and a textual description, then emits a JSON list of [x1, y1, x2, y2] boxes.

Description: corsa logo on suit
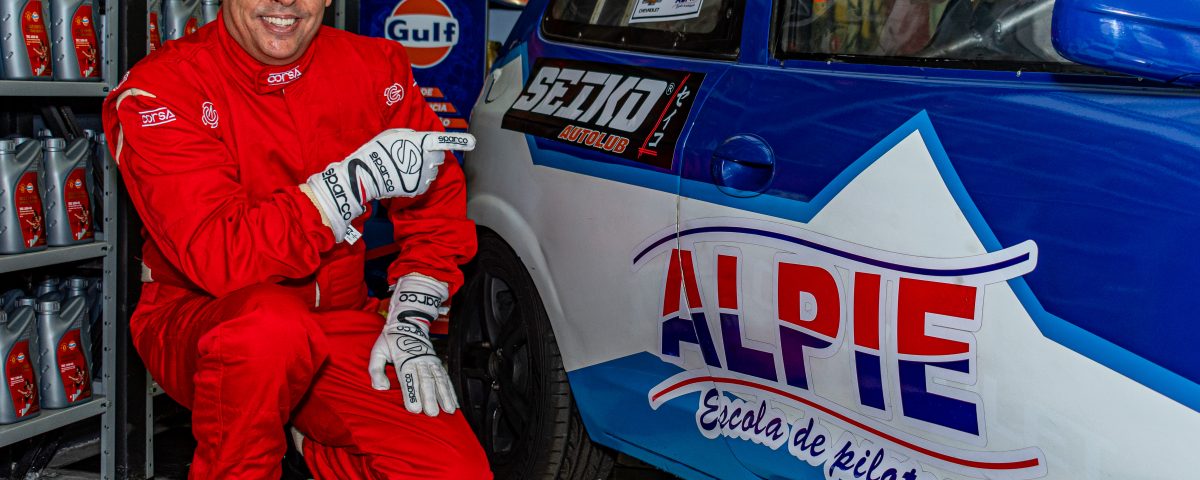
[[385, 0, 459, 68]]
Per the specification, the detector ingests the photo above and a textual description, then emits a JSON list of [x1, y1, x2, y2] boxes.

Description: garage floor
[[42, 397, 679, 479], [149, 426, 679, 479]]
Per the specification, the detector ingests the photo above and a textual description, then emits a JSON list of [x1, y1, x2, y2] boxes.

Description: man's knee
[[366, 444, 491, 479], [197, 284, 329, 371], [437, 445, 492, 479]]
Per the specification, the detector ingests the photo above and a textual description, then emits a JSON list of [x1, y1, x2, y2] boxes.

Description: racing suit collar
[[216, 12, 319, 95]]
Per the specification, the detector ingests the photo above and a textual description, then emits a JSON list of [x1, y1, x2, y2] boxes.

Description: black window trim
[[541, 0, 746, 61]]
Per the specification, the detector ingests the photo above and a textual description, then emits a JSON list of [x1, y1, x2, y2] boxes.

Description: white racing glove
[[368, 274, 458, 416], [305, 129, 475, 243]]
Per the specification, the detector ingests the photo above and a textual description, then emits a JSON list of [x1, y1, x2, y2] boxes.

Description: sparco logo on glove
[[305, 129, 475, 243], [395, 291, 440, 307]]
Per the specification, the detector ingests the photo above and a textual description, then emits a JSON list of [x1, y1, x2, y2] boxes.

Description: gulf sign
[[634, 217, 1047, 480], [385, 0, 459, 68]]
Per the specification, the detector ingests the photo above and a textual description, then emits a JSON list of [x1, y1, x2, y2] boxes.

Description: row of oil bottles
[[0, 274, 101, 424], [0, 131, 103, 254], [0, 0, 219, 80]]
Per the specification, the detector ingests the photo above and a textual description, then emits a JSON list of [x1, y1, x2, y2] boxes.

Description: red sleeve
[[376, 42, 477, 295], [103, 78, 336, 298]]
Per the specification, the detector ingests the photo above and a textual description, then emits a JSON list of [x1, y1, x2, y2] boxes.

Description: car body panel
[[465, 1, 1200, 479]]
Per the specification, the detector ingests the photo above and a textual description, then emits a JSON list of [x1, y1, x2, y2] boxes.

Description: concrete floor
[[44, 403, 679, 479], [114, 425, 679, 479]]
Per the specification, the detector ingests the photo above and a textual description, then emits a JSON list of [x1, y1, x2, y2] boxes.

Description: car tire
[[449, 230, 616, 480]]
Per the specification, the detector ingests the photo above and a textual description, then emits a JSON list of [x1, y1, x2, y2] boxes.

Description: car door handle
[[711, 135, 776, 197]]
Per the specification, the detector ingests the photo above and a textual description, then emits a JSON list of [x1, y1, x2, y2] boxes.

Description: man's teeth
[[264, 17, 297, 27]]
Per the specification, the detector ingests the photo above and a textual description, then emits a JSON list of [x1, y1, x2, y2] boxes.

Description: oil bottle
[[146, 0, 162, 52], [34, 277, 58, 298], [0, 289, 23, 312], [0, 139, 47, 254], [200, 0, 217, 25], [48, 0, 99, 80], [0, 0, 52, 79], [63, 276, 93, 371], [0, 309, 39, 423], [42, 138, 93, 246], [35, 295, 90, 409], [161, 0, 199, 42]]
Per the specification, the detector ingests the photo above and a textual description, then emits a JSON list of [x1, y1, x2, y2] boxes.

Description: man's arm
[[103, 83, 336, 297], [377, 44, 477, 295]]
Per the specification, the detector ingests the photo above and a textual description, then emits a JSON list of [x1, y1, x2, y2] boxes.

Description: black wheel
[[449, 231, 615, 480]]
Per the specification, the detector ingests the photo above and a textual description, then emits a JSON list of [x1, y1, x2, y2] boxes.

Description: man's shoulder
[[316, 27, 412, 67], [121, 27, 218, 94]]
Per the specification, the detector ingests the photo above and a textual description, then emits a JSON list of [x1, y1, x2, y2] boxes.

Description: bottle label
[[71, 4, 100, 78], [15, 172, 46, 248], [148, 12, 161, 51], [64, 168, 93, 241], [56, 329, 90, 403], [20, 0, 52, 77], [184, 17, 198, 36], [6, 340, 39, 418]]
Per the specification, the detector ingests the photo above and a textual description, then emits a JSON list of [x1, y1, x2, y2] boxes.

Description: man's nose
[[275, 0, 297, 7]]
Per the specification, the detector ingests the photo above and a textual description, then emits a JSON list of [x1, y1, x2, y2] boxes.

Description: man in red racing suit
[[101, 1, 488, 477]]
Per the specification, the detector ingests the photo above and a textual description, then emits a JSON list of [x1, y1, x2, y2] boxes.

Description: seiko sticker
[[139, 107, 176, 127], [629, 0, 704, 24], [503, 58, 704, 169], [634, 217, 1047, 480]]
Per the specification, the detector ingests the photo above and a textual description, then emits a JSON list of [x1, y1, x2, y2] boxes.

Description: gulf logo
[[384, 0, 459, 69]]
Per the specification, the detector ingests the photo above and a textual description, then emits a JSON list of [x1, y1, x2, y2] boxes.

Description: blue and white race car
[[450, 1, 1200, 479]]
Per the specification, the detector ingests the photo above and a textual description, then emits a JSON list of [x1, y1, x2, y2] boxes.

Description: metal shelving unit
[[0, 81, 111, 97], [0, 242, 110, 274], [0, 396, 109, 449], [0, 0, 121, 476]]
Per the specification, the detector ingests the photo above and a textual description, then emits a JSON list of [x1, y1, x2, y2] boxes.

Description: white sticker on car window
[[628, 0, 704, 24]]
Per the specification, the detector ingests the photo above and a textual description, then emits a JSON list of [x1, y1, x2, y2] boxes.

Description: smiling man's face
[[223, 0, 331, 65]]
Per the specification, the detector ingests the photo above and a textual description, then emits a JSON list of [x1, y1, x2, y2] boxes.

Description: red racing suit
[[102, 16, 486, 479]]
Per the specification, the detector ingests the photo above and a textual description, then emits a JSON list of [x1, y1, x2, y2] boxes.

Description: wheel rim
[[458, 272, 534, 462]]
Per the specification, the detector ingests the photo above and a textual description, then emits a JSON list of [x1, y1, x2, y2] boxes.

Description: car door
[[674, 0, 1200, 479], [471, 0, 761, 477]]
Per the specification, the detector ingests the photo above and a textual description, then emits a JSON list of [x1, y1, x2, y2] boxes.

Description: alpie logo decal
[[630, 118, 1048, 480]]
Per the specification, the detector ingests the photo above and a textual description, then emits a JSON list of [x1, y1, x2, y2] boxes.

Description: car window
[[543, 0, 744, 60], [776, 0, 1075, 70]]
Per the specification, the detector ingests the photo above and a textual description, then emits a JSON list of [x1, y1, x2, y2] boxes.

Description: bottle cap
[[37, 299, 60, 313], [67, 277, 89, 290], [44, 138, 66, 150], [0, 311, 7, 324], [15, 298, 35, 308], [0, 140, 13, 152]]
